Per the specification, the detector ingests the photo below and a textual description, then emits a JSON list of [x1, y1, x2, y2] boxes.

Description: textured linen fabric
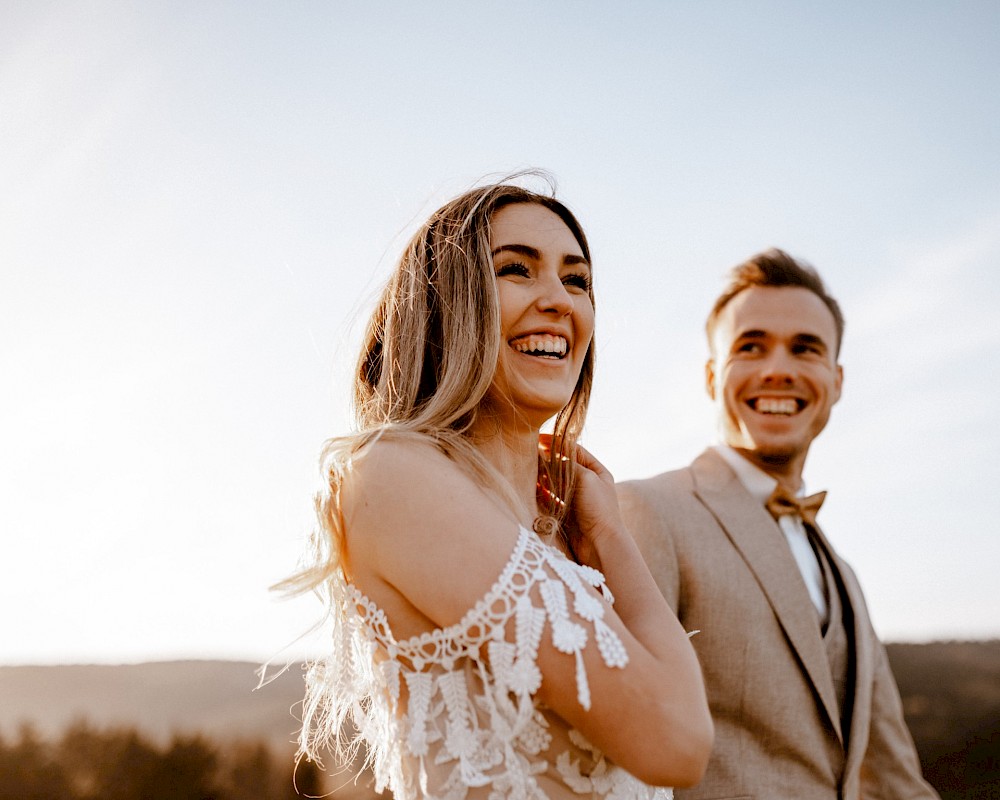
[[299, 526, 673, 800], [618, 448, 940, 800], [713, 445, 829, 623]]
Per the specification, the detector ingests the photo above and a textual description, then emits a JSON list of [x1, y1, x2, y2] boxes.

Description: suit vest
[[810, 523, 855, 749]]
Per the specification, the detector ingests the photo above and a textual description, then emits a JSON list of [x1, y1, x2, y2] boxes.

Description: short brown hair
[[706, 248, 845, 356]]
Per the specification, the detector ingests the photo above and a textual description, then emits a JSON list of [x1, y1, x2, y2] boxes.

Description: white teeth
[[755, 397, 799, 415], [512, 334, 568, 357]]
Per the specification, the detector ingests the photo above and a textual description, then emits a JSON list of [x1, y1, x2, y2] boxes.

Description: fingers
[[538, 436, 613, 483], [574, 443, 613, 482]]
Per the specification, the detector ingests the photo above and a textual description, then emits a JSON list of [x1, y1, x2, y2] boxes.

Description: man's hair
[[706, 248, 845, 356]]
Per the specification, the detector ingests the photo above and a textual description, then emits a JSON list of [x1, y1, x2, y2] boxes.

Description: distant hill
[[885, 640, 1000, 799], [0, 660, 304, 757], [1, 642, 998, 799]]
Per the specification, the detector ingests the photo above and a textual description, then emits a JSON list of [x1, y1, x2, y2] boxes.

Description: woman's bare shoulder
[[339, 435, 522, 628], [341, 436, 480, 519]]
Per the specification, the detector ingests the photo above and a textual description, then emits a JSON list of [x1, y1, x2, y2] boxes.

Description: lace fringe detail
[[298, 528, 670, 799]]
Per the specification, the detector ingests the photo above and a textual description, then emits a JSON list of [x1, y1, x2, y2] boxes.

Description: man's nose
[[760, 349, 796, 383]]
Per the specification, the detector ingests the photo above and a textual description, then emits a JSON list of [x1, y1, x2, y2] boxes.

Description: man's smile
[[747, 396, 806, 416]]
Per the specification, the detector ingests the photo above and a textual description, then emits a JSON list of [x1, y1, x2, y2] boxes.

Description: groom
[[619, 250, 939, 798]]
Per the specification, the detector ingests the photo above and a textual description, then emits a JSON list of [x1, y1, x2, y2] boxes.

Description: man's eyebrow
[[736, 329, 768, 340], [794, 333, 829, 350]]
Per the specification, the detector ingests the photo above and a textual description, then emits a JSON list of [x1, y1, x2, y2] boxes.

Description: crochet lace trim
[[299, 526, 671, 800]]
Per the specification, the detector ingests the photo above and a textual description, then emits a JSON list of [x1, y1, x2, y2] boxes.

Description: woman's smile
[[487, 202, 595, 425]]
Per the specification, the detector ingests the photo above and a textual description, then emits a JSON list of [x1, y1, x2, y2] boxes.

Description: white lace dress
[[300, 526, 673, 800]]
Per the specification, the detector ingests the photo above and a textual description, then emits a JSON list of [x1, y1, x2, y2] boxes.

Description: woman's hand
[[539, 435, 626, 570]]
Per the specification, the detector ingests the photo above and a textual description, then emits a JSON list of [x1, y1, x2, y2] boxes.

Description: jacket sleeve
[[859, 639, 941, 799], [617, 479, 681, 613]]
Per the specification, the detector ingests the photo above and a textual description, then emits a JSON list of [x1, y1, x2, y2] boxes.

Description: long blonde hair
[[287, 178, 595, 594]]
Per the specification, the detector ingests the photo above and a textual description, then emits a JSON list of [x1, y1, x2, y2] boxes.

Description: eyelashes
[[495, 262, 592, 292], [496, 262, 531, 278], [562, 273, 592, 292]]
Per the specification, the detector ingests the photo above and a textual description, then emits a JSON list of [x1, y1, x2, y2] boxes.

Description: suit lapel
[[690, 449, 844, 743]]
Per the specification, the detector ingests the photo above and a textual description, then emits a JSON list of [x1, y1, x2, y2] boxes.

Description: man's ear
[[705, 358, 717, 401], [833, 363, 844, 404]]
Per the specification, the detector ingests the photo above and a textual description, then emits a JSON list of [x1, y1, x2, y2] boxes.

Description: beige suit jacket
[[618, 449, 938, 800]]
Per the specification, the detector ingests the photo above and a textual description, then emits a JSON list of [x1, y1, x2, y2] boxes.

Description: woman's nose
[[536, 274, 573, 316]]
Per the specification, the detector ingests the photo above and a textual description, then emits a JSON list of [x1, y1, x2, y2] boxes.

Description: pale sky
[[2, 1, 998, 665]]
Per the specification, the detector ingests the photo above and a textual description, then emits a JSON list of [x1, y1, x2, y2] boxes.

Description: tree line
[[0, 720, 325, 800], [887, 640, 1000, 800], [1, 641, 996, 799]]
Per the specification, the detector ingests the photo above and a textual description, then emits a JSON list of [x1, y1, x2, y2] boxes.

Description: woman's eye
[[496, 262, 530, 278], [563, 273, 592, 291]]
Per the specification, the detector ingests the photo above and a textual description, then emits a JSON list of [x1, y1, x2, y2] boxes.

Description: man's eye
[[737, 342, 762, 353]]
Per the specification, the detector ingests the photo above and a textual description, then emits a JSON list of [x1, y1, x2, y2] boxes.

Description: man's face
[[707, 285, 843, 484]]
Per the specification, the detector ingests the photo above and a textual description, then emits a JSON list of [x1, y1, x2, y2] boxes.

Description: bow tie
[[765, 485, 827, 527]]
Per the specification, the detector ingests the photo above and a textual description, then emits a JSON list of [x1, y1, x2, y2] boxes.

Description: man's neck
[[729, 446, 805, 494]]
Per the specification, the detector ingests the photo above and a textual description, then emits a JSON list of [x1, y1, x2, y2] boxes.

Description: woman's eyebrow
[[491, 243, 540, 259]]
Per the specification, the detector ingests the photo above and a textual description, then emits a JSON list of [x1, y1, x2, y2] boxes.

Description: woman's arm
[[538, 440, 713, 786], [341, 437, 712, 787]]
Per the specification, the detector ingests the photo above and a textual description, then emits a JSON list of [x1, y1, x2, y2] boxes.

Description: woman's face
[[486, 202, 594, 428]]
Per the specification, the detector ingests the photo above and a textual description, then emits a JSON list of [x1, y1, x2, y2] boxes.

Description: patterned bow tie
[[765, 484, 827, 527]]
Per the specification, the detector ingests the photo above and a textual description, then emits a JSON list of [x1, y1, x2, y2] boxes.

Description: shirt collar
[[712, 444, 810, 505]]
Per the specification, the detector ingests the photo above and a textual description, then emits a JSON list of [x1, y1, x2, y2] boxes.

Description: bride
[[285, 178, 712, 799]]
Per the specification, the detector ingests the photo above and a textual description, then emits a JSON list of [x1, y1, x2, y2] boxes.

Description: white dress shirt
[[713, 445, 829, 626]]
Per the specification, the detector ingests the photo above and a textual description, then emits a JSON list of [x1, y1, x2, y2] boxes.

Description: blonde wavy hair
[[284, 177, 595, 596]]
